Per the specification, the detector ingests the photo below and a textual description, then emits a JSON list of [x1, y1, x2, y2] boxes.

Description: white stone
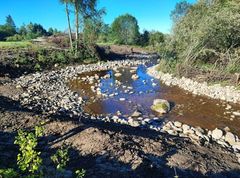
[[174, 121, 182, 128], [225, 132, 236, 145], [212, 128, 223, 140]]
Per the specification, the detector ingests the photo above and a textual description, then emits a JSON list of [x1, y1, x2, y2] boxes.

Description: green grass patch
[[0, 41, 33, 49], [97, 42, 114, 46]]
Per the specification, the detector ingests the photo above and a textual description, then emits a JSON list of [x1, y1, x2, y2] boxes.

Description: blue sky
[[0, 0, 196, 33]]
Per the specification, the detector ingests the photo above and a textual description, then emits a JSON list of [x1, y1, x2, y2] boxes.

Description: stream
[[69, 61, 240, 136]]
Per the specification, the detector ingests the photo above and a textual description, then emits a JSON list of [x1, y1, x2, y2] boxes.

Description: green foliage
[[83, 18, 103, 44], [6, 34, 25, 41], [149, 31, 165, 47], [111, 14, 140, 45], [0, 41, 32, 49], [0, 15, 17, 41], [97, 24, 111, 43], [0, 168, 19, 178], [170, 0, 191, 23], [159, 0, 240, 78], [14, 126, 44, 174], [75, 169, 86, 178], [138, 30, 150, 46], [34, 63, 42, 71], [51, 147, 70, 171], [5, 15, 16, 31]]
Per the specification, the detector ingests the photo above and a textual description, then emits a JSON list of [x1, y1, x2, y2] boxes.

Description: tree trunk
[[65, 2, 73, 50], [74, 2, 79, 54]]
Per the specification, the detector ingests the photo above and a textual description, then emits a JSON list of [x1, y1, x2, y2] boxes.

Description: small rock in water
[[151, 99, 170, 114], [225, 104, 232, 110], [131, 110, 142, 117], [115, 73, 122, 77], [131, 74, 139, 80], [152, 83, 157, 87], [233, 111, 240, 117]]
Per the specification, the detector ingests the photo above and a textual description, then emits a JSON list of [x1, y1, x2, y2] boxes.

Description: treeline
[[0, 15, 60, 41], [158, 0, 240, 78], [87, 13, 165, 47]]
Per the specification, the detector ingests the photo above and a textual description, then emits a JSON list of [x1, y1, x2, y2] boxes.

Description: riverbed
[[69, 62, 240, 135]]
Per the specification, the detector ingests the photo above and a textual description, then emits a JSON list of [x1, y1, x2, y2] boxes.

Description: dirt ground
[[0, 82, 240, 178]]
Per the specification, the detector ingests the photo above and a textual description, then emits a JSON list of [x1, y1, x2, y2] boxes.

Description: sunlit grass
[[0, 41, 33, 49]]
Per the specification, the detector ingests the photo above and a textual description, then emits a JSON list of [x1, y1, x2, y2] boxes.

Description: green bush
[[14, 126, 43, 174], [6, 34, 24, 41], [51, 147, 69, 171], [75, 169, 86, 178], [159, 0, 240, 77], [0, 168, 19, 178]]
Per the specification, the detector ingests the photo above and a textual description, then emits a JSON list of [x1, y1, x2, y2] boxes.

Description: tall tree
[[5, 15, 16, 32], [111, 14, 140, 45], [72, 0, 104, 53], [60, 0, 73, 50], [73, 0, 80, 53], [170, 0, 191, 23]]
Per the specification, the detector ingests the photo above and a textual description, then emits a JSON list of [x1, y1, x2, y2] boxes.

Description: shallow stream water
[[69, 62, 240, 135]]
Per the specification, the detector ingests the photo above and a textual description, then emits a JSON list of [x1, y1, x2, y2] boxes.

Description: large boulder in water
[[151, 99, 170, 114]]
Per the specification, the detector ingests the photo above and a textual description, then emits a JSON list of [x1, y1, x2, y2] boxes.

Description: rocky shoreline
[[147, 65, 240, 104], [8, 56, 239, 160], [1, 53, 240, 177]]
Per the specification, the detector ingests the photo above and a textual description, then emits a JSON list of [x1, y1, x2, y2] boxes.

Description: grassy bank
[[155, 0, 240, 87], [0, 41, 100, 78], [0, 41, 33, 49]]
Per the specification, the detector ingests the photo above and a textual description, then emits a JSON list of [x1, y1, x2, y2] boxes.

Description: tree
[[170, 0, 191, 23], [98, 23, 110, 43], [19, 24, 27, 36], [83, 18, 102, 44], [60, 0, 73, 50], [149, 31, 165, 47], [5, 15, 16, 32], [70, 0, 104, 54], [0, 15, 17, 41], [111, 14, 140, 45], [138, 30, 150, 46]]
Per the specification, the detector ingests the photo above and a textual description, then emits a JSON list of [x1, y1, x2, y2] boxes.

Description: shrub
[[6, 34, 24, 41], [75, 169, 86, 178], [14, 126, 43, 174], [0, 168, 19, 178], [159, 0, 240, 78], [51, 147, 69, 171]]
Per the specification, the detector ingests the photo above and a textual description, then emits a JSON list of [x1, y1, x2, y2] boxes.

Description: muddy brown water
[[69, 63, 240, 136]]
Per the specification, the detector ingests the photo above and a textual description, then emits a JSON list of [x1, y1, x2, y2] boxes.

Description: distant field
[[0, 41, 33, 49]]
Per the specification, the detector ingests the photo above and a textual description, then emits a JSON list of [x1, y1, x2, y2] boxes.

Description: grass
[[97, 42, 114, 46], [0, 41, 33, 49]]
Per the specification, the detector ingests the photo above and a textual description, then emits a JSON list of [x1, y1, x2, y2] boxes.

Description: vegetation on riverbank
[[156, 0, 240, 85], [0, 125, 86, 178]]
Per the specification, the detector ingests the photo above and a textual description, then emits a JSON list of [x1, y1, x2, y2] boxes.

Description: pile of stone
[[93, 112, 240, 154], [13, 58, 151, 118], [147, 65, 240, 104], [160, 121, 240, 153]]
